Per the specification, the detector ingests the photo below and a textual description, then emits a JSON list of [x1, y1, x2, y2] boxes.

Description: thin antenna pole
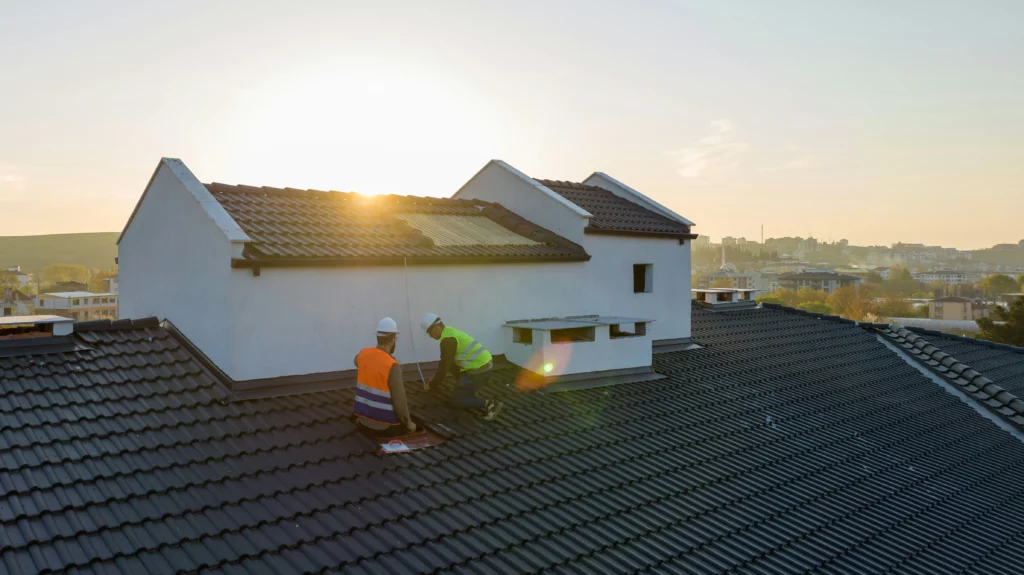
[[403, 257, 426, 387]]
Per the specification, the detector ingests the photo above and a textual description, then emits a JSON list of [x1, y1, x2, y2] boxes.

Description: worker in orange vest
[[353, 317, 417, 437]]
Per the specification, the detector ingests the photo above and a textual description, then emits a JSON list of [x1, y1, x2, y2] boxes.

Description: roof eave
[[584, 227, 698, 241], [230, 253, 592, 269]]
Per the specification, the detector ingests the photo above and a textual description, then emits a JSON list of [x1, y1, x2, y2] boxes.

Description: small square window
[[512, 327, 533, 345], [633, 264, 653, 293], [610, 322, 647, 339], [551, 327, 596, 344]]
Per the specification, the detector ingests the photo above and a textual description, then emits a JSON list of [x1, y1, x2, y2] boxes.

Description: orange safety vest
[[353, 347, 400, 425]]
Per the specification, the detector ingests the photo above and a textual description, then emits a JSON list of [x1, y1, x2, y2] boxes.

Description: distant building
[[913, 270, 975, 285], [873, 267, 891, 280], [3, 266, 32, 286], [694, 236, 711, 247], [698, 268, 756, 290], [1, 288, 34, 317], [722, 236, 738, 246], [36, 292, 118, 321], [755, 272, 779, 294], [1000, 293, 1024, 305], [929, 296, 990, 321], [106, 274, 119, 295], [778, 271, 863, 294]]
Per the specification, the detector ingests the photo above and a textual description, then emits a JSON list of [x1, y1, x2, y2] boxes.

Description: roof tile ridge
[[758, 303, 857, 325], [902, 326, 1024, 355], [879, 325, 1024, 427], [74, 317, 161, 333]]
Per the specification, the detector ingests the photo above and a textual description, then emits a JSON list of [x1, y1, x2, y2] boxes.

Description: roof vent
[[503, 315, 656, 384], [0, 315, 75, 339], [692, 288, 758, 311]]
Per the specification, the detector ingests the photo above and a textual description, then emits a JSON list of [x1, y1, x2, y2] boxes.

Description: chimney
[[692, 288, 758, 310], [503, 314, 656, 380]]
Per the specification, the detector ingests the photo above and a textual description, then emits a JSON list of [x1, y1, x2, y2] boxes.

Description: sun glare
[[233, 63, 496, 197]]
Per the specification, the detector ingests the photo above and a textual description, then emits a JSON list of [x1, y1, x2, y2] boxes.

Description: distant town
[[1, 263, 118, 321], [694, 235, 1024, 336], [3, 233, 1023, 340]]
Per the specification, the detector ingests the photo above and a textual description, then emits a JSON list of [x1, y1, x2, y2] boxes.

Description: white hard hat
[[376, 317, 399, 335], [420, 312, 441, 333]]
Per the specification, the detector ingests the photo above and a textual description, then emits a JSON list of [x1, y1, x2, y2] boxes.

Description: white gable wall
[[453, 160, 590, 244], [118, 160, 243, 376], [226, 262, 590, 381], [581, 234, 692, 342]]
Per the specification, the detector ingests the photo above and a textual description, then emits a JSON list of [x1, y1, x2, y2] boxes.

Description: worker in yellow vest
[[353, 317, 417, 437], [421, 313, 502, 420]]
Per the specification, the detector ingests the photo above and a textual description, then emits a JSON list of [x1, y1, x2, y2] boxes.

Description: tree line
[[0, 263, 117, 296]]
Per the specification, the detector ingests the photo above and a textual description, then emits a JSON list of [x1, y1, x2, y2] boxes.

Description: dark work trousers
[[452, 367, 490, 409]]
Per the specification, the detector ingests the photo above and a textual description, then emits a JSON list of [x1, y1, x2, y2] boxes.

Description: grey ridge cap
[[162, 158, 252, 244]]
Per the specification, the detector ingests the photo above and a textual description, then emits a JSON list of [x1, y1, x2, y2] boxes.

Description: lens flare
[[514, 344, 573, 391]]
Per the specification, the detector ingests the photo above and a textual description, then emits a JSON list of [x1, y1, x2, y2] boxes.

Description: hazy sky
[[1, 1, 1021, 249]]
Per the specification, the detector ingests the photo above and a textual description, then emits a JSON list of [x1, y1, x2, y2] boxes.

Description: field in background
[[0, 232, 119, 273]]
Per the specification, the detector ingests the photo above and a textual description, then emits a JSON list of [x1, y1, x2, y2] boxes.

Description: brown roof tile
[[206, 184, 589, 265], [535, 179, 694, 238]]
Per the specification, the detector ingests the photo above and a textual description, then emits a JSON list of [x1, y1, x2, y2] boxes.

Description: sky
[[1, 0, 1021, 249]]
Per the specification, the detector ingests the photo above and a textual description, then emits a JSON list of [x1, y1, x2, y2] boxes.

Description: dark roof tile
[[4, 310, 1024, 571], [206, 184, 589, 264], [535, 179, 694, 238]]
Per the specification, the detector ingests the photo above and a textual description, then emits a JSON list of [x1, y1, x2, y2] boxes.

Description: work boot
[[482, 400, 503, 421]]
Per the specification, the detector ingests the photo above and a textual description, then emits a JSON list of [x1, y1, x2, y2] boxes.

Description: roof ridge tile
[[879, 324, 1024, 428]]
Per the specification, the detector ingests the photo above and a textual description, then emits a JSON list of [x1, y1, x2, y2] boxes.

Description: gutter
[[584, 228, 698, 241], [231, 253, 592, 272]]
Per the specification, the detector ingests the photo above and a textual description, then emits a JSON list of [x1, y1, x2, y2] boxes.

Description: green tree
[[796, 288, 829, 305], [876, 298, 912, 319], [1018, 274, 1024, 290], [980, 274, 1019, 298], [797, 301, 832, 314], [89, 267, 118, 293], [977, 298, 1024, 346], [827, 286, 873, 321], [39, 263, 91, 285], [758, 289, 800, 307], [0, 270, 20, 289], [865, 272, 884, 284]]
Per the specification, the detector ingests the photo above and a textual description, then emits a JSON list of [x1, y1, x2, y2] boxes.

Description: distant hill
[[0, 232, 119, 273]]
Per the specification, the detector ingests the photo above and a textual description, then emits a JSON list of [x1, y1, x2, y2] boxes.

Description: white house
[[36, 291, 118, 320], [1, 288, 34, 317], [4, 266, 32, 286], [118, 158, 696, 384]]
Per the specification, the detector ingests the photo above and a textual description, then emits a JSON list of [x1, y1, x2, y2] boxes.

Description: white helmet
[[376, 317, 399, 336], [420, 312, 441, 333]]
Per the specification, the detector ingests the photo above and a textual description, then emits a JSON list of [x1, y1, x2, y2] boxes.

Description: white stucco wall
[[580, 234, 692, 343], [226, 261, 590, 381], [223, 233, 691, 381], [118, 160, 241, 376], [503, 324, 653, 376], [454, 160, 590, 245]]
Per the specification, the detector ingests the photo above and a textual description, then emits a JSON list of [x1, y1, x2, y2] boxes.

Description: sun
[[233, 62, 498, 198]]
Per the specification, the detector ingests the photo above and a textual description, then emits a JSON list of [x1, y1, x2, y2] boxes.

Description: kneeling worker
[[353, 317, 417, 437], [421, 313, 502, 420]]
